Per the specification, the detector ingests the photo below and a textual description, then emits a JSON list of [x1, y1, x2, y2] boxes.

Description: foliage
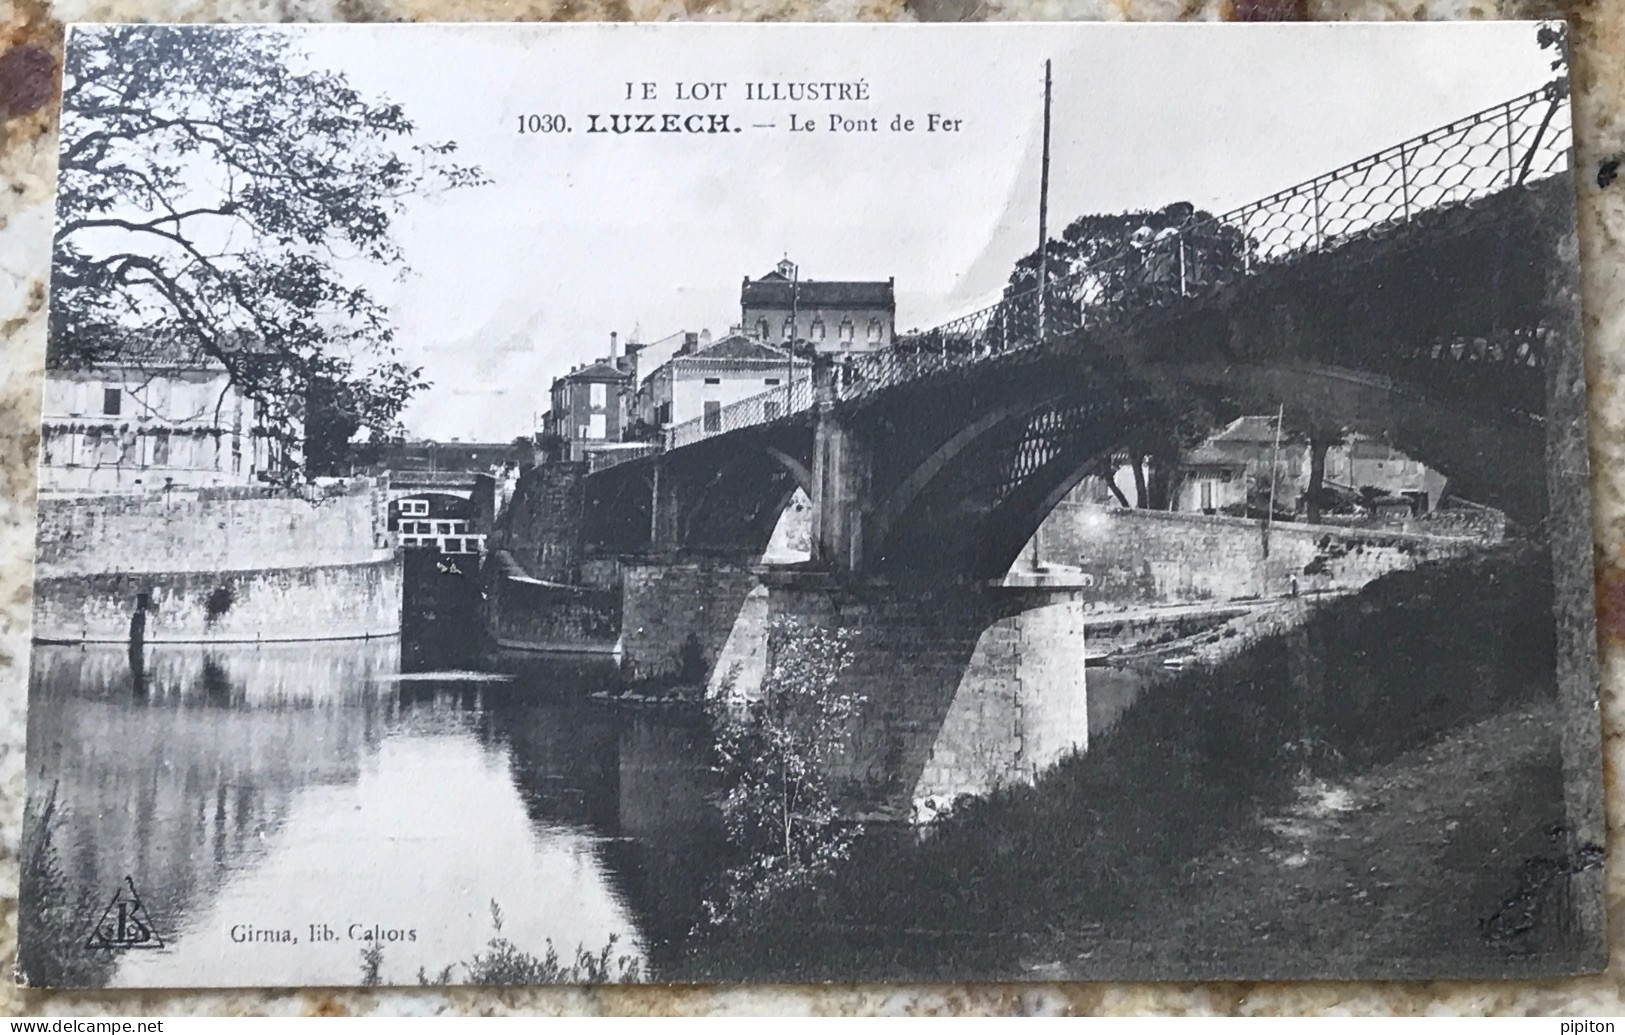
[[358, 939, 385, 986], [16, 782, 115, 988], [1004, 202, 1249, 328], [304, 376, 404, 477], [364, 901, 643, 987], [621, 418, 663, 444], [1113, 395, 1222, 510], [1000, 204, 1243, 507], [703, 617, 864, 927], [422, 901, 641, 986], [534, 431, 568, 462], [52, 25, 488, 482], [668, 550, 1556, 982]]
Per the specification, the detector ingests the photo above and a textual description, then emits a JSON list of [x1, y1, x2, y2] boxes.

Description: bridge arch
[[860, 354, 1545, 582]]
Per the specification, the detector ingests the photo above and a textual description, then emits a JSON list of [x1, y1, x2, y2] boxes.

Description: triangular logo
[[86, 876, 164, 950]]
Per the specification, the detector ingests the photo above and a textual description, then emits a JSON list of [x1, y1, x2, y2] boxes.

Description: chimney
[[700, 328, 713, 346], [681, 332, 699, 355], [610, 331, 618, 358]]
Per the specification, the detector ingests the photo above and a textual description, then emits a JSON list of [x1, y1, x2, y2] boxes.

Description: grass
[[16, 782, 117, 989], [666, 545, 1563, 983]]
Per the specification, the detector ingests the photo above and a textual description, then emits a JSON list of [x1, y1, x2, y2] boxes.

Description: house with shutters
[[37, 336, 290, 496], [740, 259, 896, 355], [633, 330, 812, 436], [543, 356, 635, 462]]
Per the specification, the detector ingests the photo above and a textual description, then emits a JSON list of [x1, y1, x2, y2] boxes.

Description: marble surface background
[[0, 0, 1620, 1016]]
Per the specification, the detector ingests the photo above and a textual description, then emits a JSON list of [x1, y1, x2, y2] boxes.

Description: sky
[[277, 22, 1562, 442]]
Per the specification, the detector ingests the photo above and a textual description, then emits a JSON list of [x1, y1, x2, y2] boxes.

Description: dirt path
[[1024, 700, 1584, 980]]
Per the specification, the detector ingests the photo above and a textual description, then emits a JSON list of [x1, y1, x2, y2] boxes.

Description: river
[[21, 640, 728, 987], [21, 624, 1160, 988]]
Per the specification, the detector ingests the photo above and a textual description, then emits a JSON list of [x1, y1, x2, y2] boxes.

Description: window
[[655, 401, 672, 425], [589, 382, 607, 408], [401, 499, 429, 517], [703, 400, 721, 433], [764, 378, 780, 386], [839, 318, 855, 343], [152, 431, 170, 467], [763, 401, 781, 421], [756, 318, 770, 340], [867, 318, 883, 343], [810, 318, 826, 341], [1200, 481, 1214, 512], [703, 377, 721, 385], [436, 521, 452, 535], [588, 413, 607, 439], [103, 388, 121, 416], [782, 317, 796, 342], [41, 428, 60, 466]]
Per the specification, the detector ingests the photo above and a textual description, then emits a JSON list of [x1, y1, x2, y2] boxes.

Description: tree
[[704, 617, 863, 927], [51, 25, 487, 482], [1003, 202, 1250, 333]]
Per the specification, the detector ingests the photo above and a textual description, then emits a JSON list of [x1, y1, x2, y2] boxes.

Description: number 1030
[[518, 114, 569, 133]]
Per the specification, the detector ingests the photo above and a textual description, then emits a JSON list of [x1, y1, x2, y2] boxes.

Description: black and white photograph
[[17, 20, 1605, 988]]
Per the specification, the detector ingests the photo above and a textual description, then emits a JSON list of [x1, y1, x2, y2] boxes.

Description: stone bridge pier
[[644, 563, 1095, 821], [779, 578, 1093, 821]]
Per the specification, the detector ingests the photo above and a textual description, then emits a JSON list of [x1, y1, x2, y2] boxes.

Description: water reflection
[[23, 641, 713, 987], [25, 631, 1140, 986]]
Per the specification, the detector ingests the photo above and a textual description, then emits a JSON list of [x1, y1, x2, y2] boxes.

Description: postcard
[[19, 20, 1603, 987]]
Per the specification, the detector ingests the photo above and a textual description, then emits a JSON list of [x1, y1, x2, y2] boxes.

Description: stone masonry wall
[[485, 570, 622, 654], [621, 559, 762, 683], [496, 462, 588, 583], [759, 580, 1090, 821], [33, 555, 402, 643], [1032, 504, 1475, 607], [34, 480, 387, 577]]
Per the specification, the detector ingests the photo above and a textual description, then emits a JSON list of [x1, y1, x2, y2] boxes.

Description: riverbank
[[1020, 699, 1578, 980], [665, 546, 1578, 983]]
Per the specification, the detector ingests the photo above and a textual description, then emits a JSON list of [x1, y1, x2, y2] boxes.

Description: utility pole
[[1030, 59, 1053, 576], [1037, 58, 1053, 344], [1264, 404, 1284, 558], [788, 258, 799, 416]]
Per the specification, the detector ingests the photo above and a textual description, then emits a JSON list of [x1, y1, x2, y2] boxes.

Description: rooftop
[[741, 268, 896, 311], [554, 359, 632, 386], [680, 333, 798, 363]]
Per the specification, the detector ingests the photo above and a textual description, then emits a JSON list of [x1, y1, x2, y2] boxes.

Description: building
[[38, 340, 289, 495], [624, 328, 708, 392], [634, 330, 812, 434], [1175, 416, 1308, 516], [544, 354, 634, 462], [740, 259, 896, 355], [1328, 435, 1448, 514], [1174, 418, 1448, 519]]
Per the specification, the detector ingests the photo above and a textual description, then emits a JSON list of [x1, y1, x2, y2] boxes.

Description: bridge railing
[[667, 377, 815, 449], [664, 82, 1570, 445], [835, 82, 1571, 406], [586, 443, 663, 474], [387, 469, 482, 487]]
